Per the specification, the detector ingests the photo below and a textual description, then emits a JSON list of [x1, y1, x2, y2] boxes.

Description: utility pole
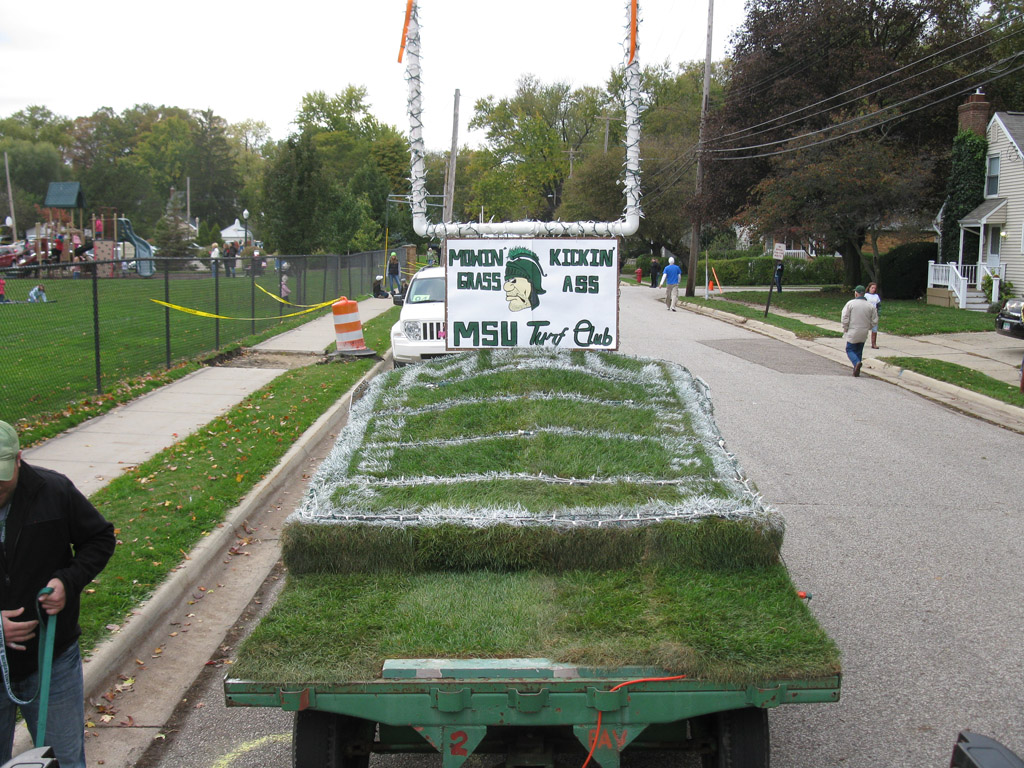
[[686, 0, 714, 297], [443, 89, 460, 225], [564, 148, 579, 178], [598, 115, 613, 154], [4, 152, 16, 240]]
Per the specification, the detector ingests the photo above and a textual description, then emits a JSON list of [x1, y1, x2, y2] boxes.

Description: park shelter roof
[[44, 182, 86, 209]]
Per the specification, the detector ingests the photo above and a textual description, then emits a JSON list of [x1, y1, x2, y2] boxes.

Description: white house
[[219, 218, 256, 245], [930, 98, 1015, 309]]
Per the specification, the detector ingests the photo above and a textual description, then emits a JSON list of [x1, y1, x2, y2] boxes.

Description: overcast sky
[[0, 0, 746, 152]]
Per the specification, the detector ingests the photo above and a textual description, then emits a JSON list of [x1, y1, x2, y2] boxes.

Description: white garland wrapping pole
[[404, 1, 643, 239]]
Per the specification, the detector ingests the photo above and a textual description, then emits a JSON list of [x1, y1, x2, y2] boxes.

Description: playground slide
[[116, 218, 155, 277]]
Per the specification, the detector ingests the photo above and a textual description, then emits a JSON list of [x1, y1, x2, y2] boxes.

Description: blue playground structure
[[116, 218, 155, 277]]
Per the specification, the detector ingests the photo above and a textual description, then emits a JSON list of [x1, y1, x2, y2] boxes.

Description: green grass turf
[[393, 398, 661, 441], [328, 478, 718, 515], [231, 563, 840, 684], [263, 349, 838, 685], [398, 366, 670, 410], [281, 518, 783, 575], [373, 431, 691, 481]]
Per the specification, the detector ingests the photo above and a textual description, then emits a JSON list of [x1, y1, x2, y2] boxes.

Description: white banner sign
[[445, 238, 619, 351]]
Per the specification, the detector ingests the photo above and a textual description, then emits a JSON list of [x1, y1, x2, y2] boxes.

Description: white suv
[[390, 266, 449, 367]]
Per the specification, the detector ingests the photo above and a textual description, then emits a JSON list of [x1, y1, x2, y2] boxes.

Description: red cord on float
[[580, 674, 687, 768]]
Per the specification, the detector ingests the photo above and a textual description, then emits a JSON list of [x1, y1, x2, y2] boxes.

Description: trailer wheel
[[701, 707, 769, 768], [293, 711, 371, 768]]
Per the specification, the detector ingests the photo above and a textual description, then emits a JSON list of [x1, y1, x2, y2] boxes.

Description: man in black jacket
[[0, 420, 115, 768]]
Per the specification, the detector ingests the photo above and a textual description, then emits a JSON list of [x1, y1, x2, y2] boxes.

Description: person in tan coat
[[841, 285, 878, 377]]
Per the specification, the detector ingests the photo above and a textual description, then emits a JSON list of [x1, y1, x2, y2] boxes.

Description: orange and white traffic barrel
[[331, 299, 375, 357]]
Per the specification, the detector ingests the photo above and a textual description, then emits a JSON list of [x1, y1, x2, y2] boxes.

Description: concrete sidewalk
[[23, 296, 396, 497]]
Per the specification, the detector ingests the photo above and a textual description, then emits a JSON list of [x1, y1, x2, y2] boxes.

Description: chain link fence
[[1, 250, 388, 427]]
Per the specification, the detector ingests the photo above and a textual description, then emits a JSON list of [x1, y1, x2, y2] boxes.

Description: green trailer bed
[[225, 350, 840, 768]]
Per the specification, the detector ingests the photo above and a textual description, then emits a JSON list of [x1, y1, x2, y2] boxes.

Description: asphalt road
[[137, 286, 1024, 768]]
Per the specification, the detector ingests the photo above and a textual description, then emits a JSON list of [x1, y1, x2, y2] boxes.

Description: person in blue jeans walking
[[0, 420, 116, 768], [387, 252, 402, 294], [840, 285, 878, 377], [659, 256, 682, 311]]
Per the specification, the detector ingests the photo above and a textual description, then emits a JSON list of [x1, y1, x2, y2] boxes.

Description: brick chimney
[[958, 90, 990, 137]]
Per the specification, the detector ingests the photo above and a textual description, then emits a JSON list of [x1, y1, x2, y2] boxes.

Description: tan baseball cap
[[0, 421, 19, 482]]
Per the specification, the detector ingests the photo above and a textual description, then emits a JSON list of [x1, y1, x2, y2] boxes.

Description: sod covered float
[[231, 349, 839, 685]]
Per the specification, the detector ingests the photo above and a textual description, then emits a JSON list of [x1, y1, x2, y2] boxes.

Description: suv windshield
[[406, 276, 445, 304]]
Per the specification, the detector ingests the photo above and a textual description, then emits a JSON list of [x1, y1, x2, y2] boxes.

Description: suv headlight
[[402, 321, 422, 340]]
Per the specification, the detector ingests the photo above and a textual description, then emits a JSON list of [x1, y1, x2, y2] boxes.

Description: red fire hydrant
[[635, 267, 643, 284]]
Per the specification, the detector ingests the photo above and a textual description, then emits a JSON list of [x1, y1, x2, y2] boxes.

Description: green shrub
[[878, 242, 936, 299], [704, 254, 843, 287], [982, 273, 1016, 303]]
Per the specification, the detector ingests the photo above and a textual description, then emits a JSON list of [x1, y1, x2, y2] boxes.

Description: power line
[[712, 55, 1024, 161], [709, 17, 1024, 148]]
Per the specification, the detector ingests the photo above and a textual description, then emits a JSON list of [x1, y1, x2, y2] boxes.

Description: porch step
[[965, 290, 992, 312]]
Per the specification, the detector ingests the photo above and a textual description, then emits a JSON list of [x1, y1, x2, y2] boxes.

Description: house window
[[987, 155, 1000, 196]]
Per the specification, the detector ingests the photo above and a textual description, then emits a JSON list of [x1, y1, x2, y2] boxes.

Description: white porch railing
[[928, 261, 1006, 308], [980, 264, 1004, 303]]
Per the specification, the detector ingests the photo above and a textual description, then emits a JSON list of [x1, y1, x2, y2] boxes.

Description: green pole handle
[[34, 586, 55, 749]]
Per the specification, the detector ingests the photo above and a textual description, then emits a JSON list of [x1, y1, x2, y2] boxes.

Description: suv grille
[[422, 322, 444, 341]]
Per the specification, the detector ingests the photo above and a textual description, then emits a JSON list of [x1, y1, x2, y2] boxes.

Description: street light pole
[[243, 208, 249, 248]]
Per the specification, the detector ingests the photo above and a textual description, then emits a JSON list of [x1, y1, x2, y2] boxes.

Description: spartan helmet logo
[[503, 247, 547, 312]]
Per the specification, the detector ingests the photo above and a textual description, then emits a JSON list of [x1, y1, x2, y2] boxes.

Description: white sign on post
[[445, 238, 619, 351], [772, 243, 786, 261]]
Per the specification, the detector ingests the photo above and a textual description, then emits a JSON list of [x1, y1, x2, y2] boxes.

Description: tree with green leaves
[[0, 137, 67, 236], [153, 189, 194, 265], [0, 106, 73, 161], [741, 135, 932, 285], [470, 77, 604, 220], [704, 0, 983, 240], [187, 109, 242, 227]]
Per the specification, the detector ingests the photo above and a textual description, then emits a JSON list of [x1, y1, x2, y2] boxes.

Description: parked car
[[389, 265, 448, 367], [995, 297, 1024, 339], [0, 242, 33, 270]]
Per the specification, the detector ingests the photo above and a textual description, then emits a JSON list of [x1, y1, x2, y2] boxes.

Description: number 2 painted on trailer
[[450, 730, 469, 756]]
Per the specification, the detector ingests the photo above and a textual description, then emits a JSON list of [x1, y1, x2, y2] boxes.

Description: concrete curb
[[80, 352, 394, 701], [679, 301, 1024, 435]]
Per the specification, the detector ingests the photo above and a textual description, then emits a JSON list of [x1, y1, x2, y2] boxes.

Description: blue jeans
[[0, 642, 86, 768], [387, 273, 401, 293], [845, 341, 865, 367]]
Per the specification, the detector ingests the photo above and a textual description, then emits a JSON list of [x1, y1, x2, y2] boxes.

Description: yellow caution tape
[[150, 298, 338, 321], [151, 282, 355, 320], [254, 282, 345, 308]]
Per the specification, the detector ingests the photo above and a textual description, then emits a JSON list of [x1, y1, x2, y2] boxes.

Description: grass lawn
[[680, 296, 842, 339], [1, 270, 352, 434], [880, 356, 1024, 407], [232, 349, 839, 684], [704, 290, 994, 336], [75, 307, 399, 654]]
